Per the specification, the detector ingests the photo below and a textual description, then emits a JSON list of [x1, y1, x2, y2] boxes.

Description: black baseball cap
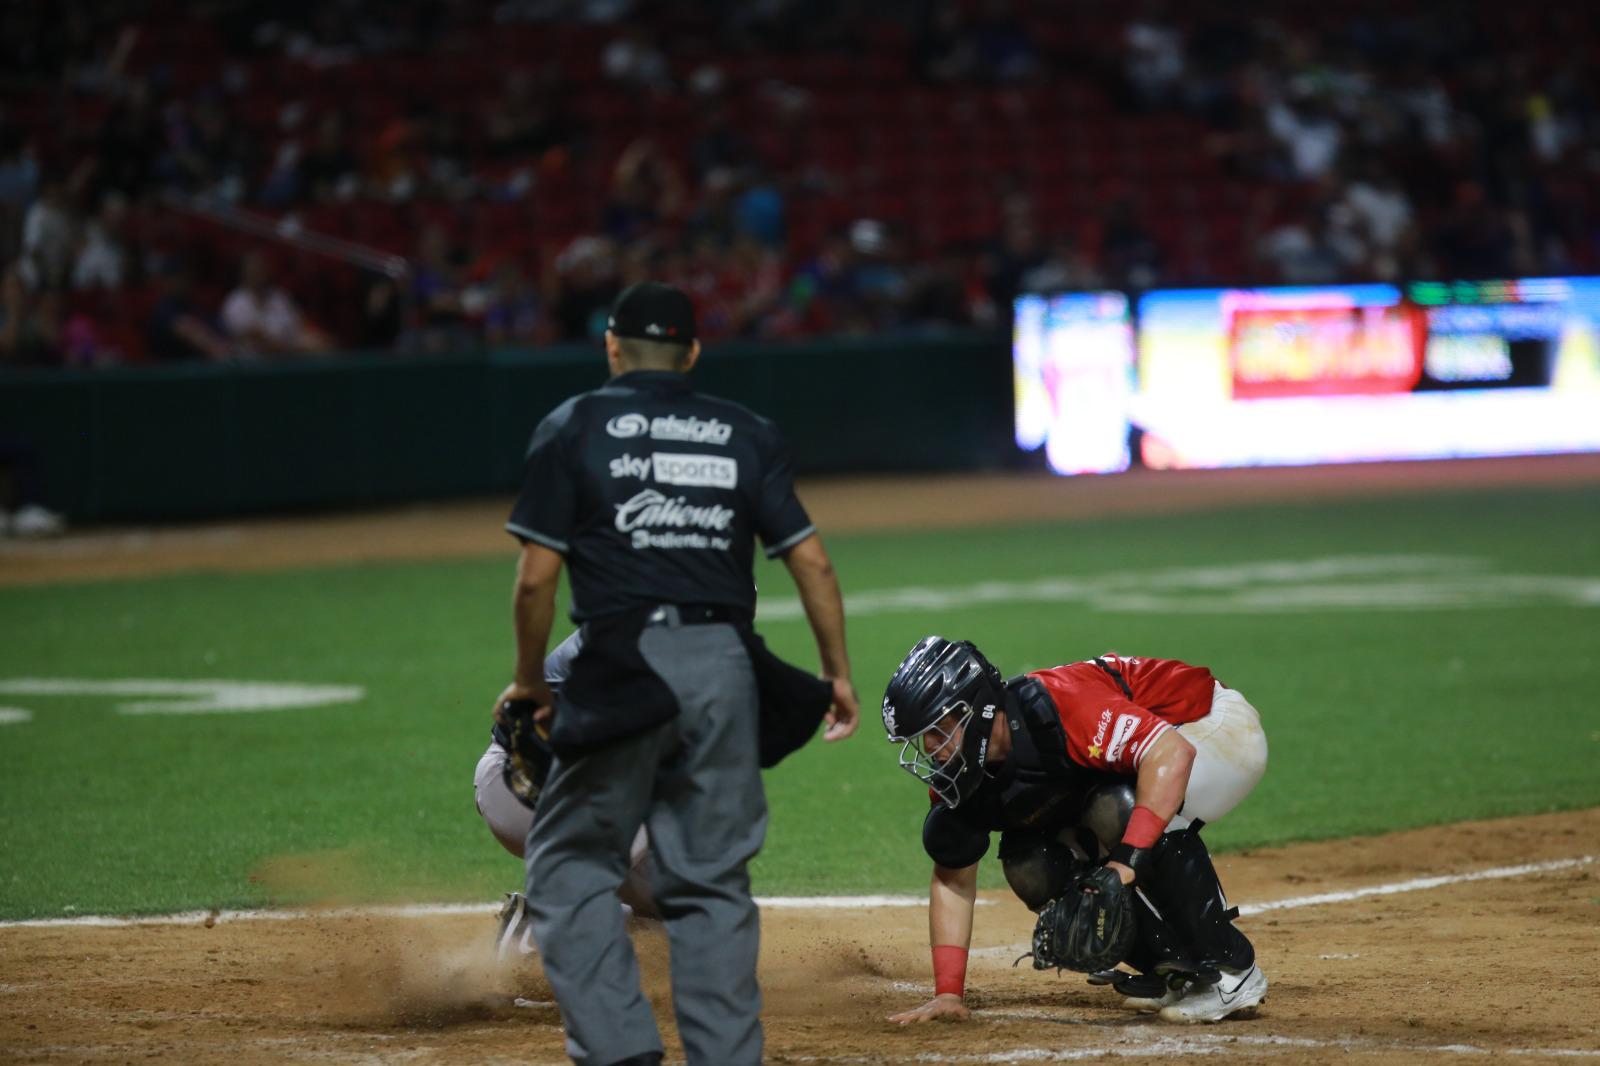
[[607, 282, 696, 343]]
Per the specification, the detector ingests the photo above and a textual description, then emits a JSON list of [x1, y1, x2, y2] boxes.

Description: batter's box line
[[0, 856, 1590, 931]]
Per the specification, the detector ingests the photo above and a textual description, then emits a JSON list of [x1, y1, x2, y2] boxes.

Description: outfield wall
[[0, 335, 1012, 522]]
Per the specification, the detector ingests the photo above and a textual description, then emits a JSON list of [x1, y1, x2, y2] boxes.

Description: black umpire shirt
[[506, 368, 816, 754]]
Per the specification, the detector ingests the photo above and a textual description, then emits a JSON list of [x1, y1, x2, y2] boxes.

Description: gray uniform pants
[[524, 621, 766, 1066]]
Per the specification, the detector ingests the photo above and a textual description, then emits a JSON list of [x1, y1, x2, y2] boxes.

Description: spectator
[[19, 176, 75, 290], [691, 101, 754, 179], [914, 2, 979, 84], [601, 27, 671, 92], [684, 167, 740, 247], [146, 265, 234, 363], [0, 266, 62, 367], [1123, 5, 1186, 109], [1340, 161, 1413, 260], [484, 67, 572, 162], [972, 0, 1038, 84], [982, 207, 1048, 310], [724, 234, 785, 337], [165, 93, 251, 202], [147, 264, 233, 363], [733, 168, 786, 248], [368, 110, 424, 202], [548, 234, 620, 341], [846, 219, 911, 331], [71, 192, 128, 289], [357, 273, 404, 351], [419, 108, 475, 201], [1265, 91, 1344, 181], [5, 1, 1600, 360], [297, 112, 360, 204], [1256, 209, 1354, 285], [785, 230, 864, 334], [1020, 235, 1106, 294], [407, 223, 474, 351], [482, 261, 543, 345], [0, 129, 40, 222], [220, 251, 332, 356], [61, 299, 111, 367], [604, 139, 684, 245]]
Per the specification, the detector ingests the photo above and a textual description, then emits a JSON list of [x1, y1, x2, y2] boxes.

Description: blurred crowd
[[1113, 3, 1599, 286], [1, 0, 1596, 368]]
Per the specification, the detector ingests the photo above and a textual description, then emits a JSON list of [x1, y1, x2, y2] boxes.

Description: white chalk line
[[812, 1006, 1600, 1061], [0, 895, 939, 929], [754, 554, 1600, 619], [1238, 854, 1595, 915], [789, 1028, 1600, 1062], [0, 678, 365, 715], [2, 855, 1589, 932]]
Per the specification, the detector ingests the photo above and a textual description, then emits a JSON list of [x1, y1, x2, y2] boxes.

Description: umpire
[[493, 281, 859, 1066]]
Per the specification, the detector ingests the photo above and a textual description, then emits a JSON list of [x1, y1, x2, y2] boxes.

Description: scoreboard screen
[[1014, 278, 1600, 473]]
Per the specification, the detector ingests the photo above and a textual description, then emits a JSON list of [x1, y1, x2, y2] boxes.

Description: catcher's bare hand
[[493, 680, 553, 728], [822, 676, 860, 741], [888, 993, 970, 1025]]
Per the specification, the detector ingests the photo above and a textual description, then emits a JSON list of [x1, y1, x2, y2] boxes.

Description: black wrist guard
[[1108, 842, 1150, 880]]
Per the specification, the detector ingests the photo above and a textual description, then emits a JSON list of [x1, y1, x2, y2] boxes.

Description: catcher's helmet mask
[[882, 636, 1007, 808]]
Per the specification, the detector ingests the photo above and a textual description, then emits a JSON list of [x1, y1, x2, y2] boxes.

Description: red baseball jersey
[[1028, 654, 1218, 775]]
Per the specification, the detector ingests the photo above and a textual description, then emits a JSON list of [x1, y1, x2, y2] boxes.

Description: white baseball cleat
[[495, 891, 538, 960], [1158, 964, 1267, 1023]]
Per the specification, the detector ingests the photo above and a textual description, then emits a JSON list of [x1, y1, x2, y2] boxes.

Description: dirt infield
[[5, 453, 1600, 587], [4, 455, 1600, 1062], [2, 808, 1596, 1064]]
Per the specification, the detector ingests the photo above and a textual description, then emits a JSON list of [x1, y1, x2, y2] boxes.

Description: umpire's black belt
[[646, 603, 751, 627]]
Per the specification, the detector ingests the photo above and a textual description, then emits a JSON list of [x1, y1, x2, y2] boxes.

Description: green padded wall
[[0, 335, 1011, 522]]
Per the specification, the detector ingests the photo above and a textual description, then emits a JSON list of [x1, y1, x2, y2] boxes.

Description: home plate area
[[1, 808, 1596, 1065]]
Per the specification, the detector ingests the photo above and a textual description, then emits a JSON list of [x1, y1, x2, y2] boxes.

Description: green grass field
[[3, 482, 1598, 921]]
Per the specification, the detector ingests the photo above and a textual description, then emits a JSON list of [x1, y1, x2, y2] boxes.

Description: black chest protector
[[922, 676, 1102, 867], [992, 675, 1102, 829]]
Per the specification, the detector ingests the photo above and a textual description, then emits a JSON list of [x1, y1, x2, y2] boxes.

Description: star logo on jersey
[[1087, 708, 1112, 760]]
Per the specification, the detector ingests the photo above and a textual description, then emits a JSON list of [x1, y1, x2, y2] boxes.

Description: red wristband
[[1121, 805, 1168, 849], [932, 944, 968, 997]]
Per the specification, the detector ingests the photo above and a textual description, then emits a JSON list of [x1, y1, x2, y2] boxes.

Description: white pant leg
[[1167, 682, 1267, 832], [474, 741, 658, 915], [475, 742, 536, 858]]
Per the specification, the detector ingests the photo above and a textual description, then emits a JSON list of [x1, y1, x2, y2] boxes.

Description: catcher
[[881, 636, 1269, 1025], [479, 629, 849, 959], [475, 631, 657, 959]]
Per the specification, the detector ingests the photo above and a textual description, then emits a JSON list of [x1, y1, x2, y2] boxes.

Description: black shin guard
[[1127, 889, 1219, 986], [1143, 826, 1255, 973]]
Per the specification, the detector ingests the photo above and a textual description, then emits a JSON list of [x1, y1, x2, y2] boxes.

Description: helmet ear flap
[[957, 640, 1004, 688], [883, 635, 1008, 809]]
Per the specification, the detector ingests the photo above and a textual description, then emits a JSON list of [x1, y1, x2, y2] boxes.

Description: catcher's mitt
[[1028, 865, 1137, 973], [499, 698, 554, 809]]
